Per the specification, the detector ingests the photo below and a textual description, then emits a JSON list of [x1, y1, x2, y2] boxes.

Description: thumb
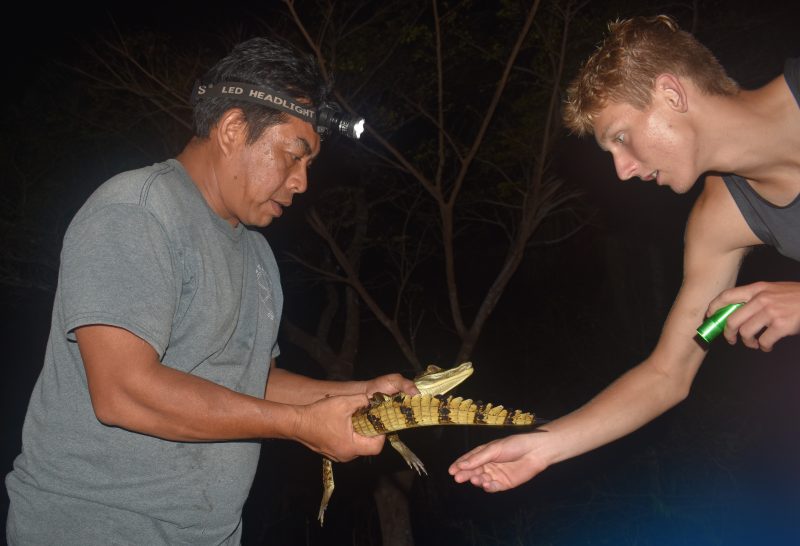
[[352, 430, 385, 456], [340, 393, 371, 412]]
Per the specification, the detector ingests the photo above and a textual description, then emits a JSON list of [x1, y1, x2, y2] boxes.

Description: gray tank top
[[722, 57, 800, 261]]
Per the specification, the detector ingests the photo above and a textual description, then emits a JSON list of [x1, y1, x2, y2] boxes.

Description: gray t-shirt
[[6, 159, 283, 545]]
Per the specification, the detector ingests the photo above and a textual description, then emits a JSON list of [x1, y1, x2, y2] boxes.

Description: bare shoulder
[[684, 175, 762, 254]]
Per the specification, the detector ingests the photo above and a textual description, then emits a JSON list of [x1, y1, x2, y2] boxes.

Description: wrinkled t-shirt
[[6, 159, 282, 545]]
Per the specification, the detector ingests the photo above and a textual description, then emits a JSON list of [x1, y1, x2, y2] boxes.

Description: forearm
[[542, 229, 741, 467], [76, 324, 303, 442], [76, 326, 389, 461], [92, 361, 301, 442], [105, 363, 368, 441], [541, 354, 698, 466], [265, 366, 366, 405]]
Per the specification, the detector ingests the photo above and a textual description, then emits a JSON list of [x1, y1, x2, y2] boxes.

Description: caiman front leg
[[363, 392, 427, 475], [387, 433, 427, 476], [319, 457, 334, 525]]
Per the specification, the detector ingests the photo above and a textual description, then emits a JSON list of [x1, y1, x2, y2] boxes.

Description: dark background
[[3, 1, 800, 545]]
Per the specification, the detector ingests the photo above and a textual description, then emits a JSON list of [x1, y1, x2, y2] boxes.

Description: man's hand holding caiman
[[292, 394, 385, 462], [272, 369, 419, 462]]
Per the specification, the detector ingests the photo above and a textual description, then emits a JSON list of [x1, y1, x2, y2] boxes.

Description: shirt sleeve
[[61, 203, 177, 358]]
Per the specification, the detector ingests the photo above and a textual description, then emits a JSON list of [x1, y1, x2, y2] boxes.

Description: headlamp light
[[316, 103, 365, 140]]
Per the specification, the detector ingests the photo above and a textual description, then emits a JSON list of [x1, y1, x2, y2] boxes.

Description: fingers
[[295, 394, 379, 461], [755, 329, 778, 352], [333, 394, 389, 460], [721, 302, 754, 346], [469, 472, 505, 493], [386, 374, 418, 395], [706, 282, 763, 316], [715, 282, 800, 351], [733, 306, 785, 352], [450, 466, 484, 484], [448, 432, 549, 493], [369, 373, 419, 396], [449, 445, 484, 470], [349, 431, 385, 459], [340, 392, 370, 411], [448, 442, 495, 473], [452, 464, 513, 493], [403, 379, 420, 395], [729, 305, 765, 349]]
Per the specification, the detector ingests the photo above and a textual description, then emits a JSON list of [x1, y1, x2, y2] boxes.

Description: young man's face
[[221, 114, 321, 228], [592, 97, 697, 194]]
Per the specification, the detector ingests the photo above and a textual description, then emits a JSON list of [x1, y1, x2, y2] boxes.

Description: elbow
[[87, 385, 128, 427], [663, 371, 693, 410], [673, 381, 692, 406], [90, 399, 120, 427], [647, 358, 695, 411]]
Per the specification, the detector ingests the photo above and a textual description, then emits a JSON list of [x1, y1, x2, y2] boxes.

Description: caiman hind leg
[[318, 457, 334, 525]]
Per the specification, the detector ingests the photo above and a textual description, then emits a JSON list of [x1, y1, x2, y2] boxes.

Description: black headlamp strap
[[191, 80, 317, 125], [190, 80, 365, 140]]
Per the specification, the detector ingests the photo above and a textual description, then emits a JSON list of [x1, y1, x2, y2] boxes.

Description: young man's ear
[[215, 108, 248, 157], [655, 73, 688, 113]]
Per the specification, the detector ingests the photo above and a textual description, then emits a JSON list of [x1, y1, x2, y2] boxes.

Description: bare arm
[[450, 177, 757, 490], [77, 324, 297, 442], [265, 363, 417, 405], [541, 178, 752, 462], [76, 325, 397, 461]]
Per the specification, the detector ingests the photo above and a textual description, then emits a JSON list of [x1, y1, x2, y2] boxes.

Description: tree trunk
[[372, 470, 415, 546]]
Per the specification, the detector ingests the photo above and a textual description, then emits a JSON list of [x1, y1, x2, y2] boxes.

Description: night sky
[[3, 2, 800, 545]]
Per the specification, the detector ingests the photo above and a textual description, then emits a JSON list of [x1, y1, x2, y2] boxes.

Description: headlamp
[[316, 103, 365, 140], [190, 81, 365, 140]]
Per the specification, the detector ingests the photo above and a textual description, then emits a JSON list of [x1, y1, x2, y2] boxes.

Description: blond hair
[[563, 15, 738, 136]]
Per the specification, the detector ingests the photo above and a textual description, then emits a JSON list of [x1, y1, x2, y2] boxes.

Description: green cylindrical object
[[696, 302, 744, 343]]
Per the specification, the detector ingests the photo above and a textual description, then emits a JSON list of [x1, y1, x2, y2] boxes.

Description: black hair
[[192, 37, 331, 143]]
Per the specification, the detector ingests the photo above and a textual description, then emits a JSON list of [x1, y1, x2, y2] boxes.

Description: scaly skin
[[317, 362, 537, 525], [352, 393, 534, 435]]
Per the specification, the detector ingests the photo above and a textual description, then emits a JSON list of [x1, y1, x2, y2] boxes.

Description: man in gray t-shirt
[[6, 37, 416, 545]]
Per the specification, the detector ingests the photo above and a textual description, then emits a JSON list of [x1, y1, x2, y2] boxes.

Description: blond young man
[[449, 15, 800, 492]]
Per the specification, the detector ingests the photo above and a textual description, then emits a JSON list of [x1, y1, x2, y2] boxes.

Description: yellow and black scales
[[317, 362, 539, 524], [353, 392, 534, 435]]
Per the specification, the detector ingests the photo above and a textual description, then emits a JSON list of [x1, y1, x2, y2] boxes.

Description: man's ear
[[214, 108, 247, 157], [655, 73, 688, 113]]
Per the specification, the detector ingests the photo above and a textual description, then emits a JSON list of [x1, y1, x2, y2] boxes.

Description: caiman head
[[413, 362, 473, 395]]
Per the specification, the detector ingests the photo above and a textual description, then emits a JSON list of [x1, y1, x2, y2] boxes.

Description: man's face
[[592, 97, 697, 194], [220, 114, 321, 228]]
